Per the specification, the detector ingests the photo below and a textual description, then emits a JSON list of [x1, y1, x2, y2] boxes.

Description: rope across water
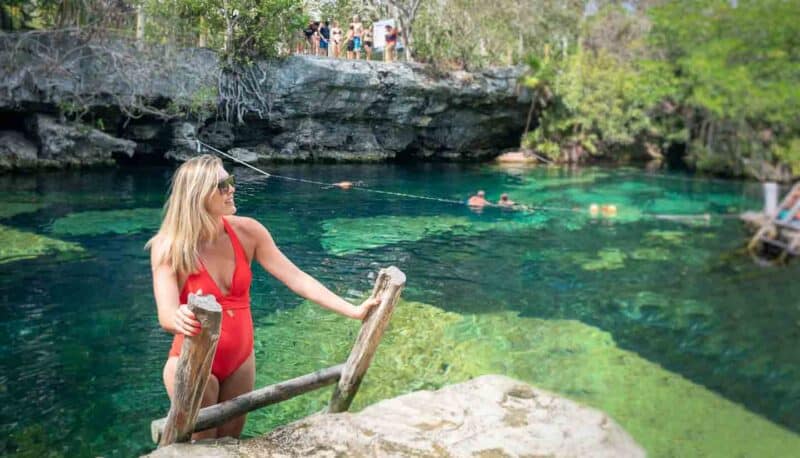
[[191, 139, 579, 213], [190, 139, 742, 222]]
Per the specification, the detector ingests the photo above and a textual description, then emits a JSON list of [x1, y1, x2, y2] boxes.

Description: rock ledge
[[146, 374, 644, 457]]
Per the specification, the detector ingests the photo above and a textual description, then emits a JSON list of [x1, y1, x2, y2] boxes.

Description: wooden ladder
[[151, 266, 406, 446]]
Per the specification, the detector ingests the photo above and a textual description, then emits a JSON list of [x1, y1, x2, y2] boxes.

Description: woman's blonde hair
[[146, 154, 224, 276]]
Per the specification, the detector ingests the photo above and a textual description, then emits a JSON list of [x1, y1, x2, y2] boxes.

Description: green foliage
[[523, 46, 658, 161], [517, 0, 799, 176], [646, 0, 800, 175], [143, 0, 306, 63], [165, 84, 219, 120], [771, 138, 800, 175], [414, 0, 584, 68]]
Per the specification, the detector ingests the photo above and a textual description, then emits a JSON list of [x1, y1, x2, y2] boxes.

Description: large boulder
[[146, 375, 644, 457]]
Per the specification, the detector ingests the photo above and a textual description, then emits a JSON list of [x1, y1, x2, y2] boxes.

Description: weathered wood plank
[[158, 293, 222, 446], [328, 266, 406, 413], [152, 364, 344, 443]]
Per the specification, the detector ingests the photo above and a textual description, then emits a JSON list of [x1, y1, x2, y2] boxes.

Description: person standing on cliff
[[363, 25, 374, 60], [345, 25, 355, 60], [319, 21, 330, 57], [351, 15, 364, 59], [303, 21, 314, 54], [311, 21, 321, 56], [330, 21, 343, 58], [384, 24, 397, 62]]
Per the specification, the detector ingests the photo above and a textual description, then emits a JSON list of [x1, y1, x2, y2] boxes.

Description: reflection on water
[[1, 164, 798, 457]]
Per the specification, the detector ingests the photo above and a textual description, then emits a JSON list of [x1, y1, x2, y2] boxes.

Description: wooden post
[[151, 363, 344, 443], [135, 4, 146, 45], [328, 266, 406, 413], [764, 182, 778, 217], [159, 293, 222, 447]]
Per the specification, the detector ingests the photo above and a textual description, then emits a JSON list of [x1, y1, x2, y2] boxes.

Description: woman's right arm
[[151, 243, 200, 336]]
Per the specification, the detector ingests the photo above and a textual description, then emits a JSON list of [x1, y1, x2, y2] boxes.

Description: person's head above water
[[147, 154, 236, 276], [500, 193, 509, 201], [477, 190, 485, 198]]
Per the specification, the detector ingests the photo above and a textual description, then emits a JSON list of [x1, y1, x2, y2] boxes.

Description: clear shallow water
[[1, 163, 799, 457]]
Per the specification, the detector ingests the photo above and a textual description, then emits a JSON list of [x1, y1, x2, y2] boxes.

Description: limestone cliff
[[0, 32, 529, 169]]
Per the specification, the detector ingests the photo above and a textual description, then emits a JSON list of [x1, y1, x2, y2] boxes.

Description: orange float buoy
[[601, 204, 618, 217]]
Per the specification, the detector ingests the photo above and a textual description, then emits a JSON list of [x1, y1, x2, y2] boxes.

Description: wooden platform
[[740, 211, 769, 229], [744, 183, 800, 260]]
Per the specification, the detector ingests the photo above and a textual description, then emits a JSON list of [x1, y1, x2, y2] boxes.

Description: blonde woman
[[146, 155, 379, 439]]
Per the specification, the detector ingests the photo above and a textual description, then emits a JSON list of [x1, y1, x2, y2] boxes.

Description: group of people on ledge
[[467, 190, 517, 209], [299, 15, 400, 62]]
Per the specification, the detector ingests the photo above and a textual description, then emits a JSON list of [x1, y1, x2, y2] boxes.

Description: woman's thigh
[[215, 351, 255, 438], [162, 356, 220, 439]]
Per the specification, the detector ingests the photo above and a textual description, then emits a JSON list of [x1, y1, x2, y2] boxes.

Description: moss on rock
[[246, 300, 800, 457], [321, 213, 552, 256], [50, 208, 162, 236], [0, 202, 48, 219], [0, 225, 85, 264]]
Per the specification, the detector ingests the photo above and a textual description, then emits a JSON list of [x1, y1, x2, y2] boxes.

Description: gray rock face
[[22, 114, 135, 167], [145, 375, 645, 458], [0, 114, 137, 169], [1, 32, 529, 167], [0, 130, 37, 169]]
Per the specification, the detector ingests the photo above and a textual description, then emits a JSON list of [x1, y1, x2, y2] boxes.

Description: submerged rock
[[0, 225, 85, 264], [147, 375, 644, 458]]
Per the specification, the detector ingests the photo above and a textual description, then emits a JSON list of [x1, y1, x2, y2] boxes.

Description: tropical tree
[[142, 0, 306, 62]]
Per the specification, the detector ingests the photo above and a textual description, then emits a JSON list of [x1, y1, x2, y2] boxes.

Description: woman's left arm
[[245, 218, 378, 320]]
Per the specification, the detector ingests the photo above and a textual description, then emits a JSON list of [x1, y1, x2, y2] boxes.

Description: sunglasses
[[217, 175, 236, 193]]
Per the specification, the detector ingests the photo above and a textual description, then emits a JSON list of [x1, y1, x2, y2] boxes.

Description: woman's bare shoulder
[[227, 215, 268, 234], [227, 216, 273, 252]]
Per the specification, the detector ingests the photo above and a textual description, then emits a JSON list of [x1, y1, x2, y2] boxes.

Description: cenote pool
[[1, 163, 799, 457]]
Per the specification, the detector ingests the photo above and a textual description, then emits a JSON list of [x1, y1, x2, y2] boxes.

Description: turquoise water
[[1, 163, 799, 456]]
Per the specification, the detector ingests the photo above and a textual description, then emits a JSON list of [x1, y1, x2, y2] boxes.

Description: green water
[[1, 164, 799, 457]]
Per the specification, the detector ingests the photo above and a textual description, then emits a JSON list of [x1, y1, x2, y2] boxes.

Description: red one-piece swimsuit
[[169, 217, 254, 382]]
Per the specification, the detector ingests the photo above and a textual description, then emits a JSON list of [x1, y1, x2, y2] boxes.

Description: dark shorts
[[347, 41, 354, 51], [320, 40, 328, 49], [364, 41, 373, 48]]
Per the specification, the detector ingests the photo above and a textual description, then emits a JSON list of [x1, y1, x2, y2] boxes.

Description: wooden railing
[[151, 266, 406, 446]]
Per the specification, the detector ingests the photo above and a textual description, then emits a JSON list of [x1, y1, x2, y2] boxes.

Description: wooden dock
[[744, 183, 800, 261]]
